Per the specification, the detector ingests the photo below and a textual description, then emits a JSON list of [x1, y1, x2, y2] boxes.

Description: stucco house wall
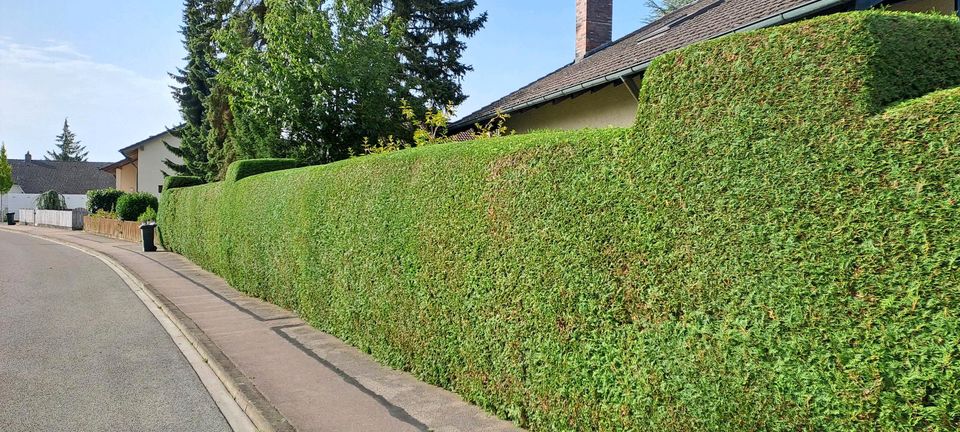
[[506, 83, 638, 133], [137, 132, 181, 196]]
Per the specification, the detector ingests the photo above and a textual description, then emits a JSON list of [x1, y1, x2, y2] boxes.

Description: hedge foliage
[[160, 12, 960, 431], [86, 188, 125, 213], [163, 175, 204, 191], [116, 192, 159, 221], [224, 158, 298, 183]]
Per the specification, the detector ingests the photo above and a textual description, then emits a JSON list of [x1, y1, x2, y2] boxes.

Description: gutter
[[452, 0, 849, 129]]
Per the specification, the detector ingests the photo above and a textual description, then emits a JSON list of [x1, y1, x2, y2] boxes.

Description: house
[[101, 129, 183, 197], [0, 152, 116, 212], [449, 0, 960, 134]]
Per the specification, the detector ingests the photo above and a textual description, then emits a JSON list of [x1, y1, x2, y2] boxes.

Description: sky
[[0, 1, 653, 162]]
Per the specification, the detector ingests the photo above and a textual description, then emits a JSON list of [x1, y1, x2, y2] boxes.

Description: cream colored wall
[[506, 83, 639, 133], [137, 131, 182, 197], [889, 0, 955, 13], [116, 164, 138, 193]]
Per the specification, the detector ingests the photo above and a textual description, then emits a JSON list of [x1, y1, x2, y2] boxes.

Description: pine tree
[[0, 143, 13, 214], [372, 0, 488, 108], [46, 119, 88, 161], [167, 0, 232, 180]]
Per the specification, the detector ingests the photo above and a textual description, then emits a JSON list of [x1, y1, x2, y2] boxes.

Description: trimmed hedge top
[[224, 158, 299, 183], [163, 175, 204, 191], [160, 12, 960, 431], [637, 11, 960, 132]]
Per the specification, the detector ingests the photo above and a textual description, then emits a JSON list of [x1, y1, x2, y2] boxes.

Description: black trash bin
[[140, 223, 158, 252], [5, 212, 14, 225]]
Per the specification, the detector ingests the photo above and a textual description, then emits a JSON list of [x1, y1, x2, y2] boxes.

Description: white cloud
[[0, 38, 180, 162]]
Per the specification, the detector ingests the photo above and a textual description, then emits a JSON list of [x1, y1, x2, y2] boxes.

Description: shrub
[[116, 192, 159, 221], [160, 12, 960, 431], [224, 158, 298, 183], [86, 188, 126, 213], [163, 175, 204, 191], [90, 210, 118, 220], [35, 190, 66, 210], [137, 207, 157, 223]]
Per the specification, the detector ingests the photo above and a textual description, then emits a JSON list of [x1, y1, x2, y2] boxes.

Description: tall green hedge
[[160, 12, 960, 431]]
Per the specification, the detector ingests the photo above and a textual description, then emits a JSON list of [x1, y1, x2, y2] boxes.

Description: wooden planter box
[[83, 216, 142, 243]]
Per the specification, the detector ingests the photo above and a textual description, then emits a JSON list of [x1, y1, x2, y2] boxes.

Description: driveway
[[0, 230, 230, 431]]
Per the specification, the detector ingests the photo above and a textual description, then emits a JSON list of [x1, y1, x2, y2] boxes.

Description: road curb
[[0, 227, 295, 432]]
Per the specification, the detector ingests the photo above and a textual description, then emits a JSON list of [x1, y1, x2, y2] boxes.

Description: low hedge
[[86, 188, 125, 213], [224, 158, 298, 182], [163, 175, 204, 191], [160, 12, 960, 431], [116, 192, 159, 222]]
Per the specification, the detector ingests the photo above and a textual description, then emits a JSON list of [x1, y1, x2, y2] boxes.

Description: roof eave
[[100, 158, 133, 174]]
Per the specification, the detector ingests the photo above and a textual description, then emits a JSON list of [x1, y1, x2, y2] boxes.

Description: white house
[[0, 152, 116, 214], [102, 129, 183, 197]]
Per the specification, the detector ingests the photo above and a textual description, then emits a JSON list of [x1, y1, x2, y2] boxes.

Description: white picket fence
[[18, 209, 88, 230]]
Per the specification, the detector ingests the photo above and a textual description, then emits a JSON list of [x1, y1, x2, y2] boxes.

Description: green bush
[[163, 175, 204, 191], [86, 188, 126, 213], [90, 209, 118, 220], [116, 192, 159, 221], [160, 12, 960, 431], [224, 158, 298, 183], [35, 190, 66, 210], [137, 207, 157, 223]]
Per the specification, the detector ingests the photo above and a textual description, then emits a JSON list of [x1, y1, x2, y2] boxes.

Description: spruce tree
[[46, 119, 88, 161], [372, 0, 488, 108], [167, 0, 232, 180], [644, 0, 697, 21]]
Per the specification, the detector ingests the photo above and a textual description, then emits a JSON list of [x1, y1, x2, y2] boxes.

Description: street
[[0, 230, 230, 431]]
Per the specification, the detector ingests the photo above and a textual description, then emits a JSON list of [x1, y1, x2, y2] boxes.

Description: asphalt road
[[0, 230, 230, 432]]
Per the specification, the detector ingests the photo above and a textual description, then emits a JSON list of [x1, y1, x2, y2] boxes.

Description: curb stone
[[0, 226, 295, 432]]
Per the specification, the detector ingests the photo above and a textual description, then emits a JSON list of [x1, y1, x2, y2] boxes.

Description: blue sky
[[0, 1, 653, 162]]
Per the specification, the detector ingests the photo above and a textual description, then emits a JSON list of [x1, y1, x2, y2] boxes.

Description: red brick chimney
[[576, 0, 612, 62]]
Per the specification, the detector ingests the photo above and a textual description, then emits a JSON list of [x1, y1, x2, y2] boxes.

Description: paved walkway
[[0, 230, 230, 432], [1, 225, 520, 432]]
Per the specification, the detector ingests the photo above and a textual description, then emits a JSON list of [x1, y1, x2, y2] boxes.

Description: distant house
[[450, 0, 959, 135], [101, 129, 183, 197], [0, 152, 116, 212]]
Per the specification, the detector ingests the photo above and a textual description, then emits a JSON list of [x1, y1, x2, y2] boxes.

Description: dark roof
[[9, 159, 116, 194], [451, 0, 848, 130]]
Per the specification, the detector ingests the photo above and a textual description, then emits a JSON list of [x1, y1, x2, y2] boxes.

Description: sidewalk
[[3, 225, 520, 432]]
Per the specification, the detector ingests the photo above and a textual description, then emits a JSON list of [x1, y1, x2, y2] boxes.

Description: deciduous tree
[[0, 143, 13, 213]]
